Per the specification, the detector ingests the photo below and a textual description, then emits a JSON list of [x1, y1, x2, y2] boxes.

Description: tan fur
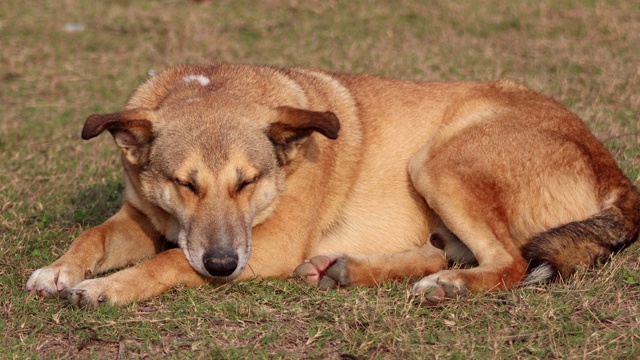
[[26, 64, 639, 308]]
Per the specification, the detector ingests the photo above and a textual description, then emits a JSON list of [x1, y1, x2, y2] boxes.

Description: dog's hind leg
[[26, 202, 164, 300], [294, 240, 447, 288], [406, 139, 531, 304]]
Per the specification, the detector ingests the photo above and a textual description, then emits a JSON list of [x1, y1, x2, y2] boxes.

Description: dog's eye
[[174, 179, 197, 193], [237, 176, 258, 193]]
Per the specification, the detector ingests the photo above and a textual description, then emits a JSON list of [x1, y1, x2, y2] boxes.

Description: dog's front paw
[[67, 278, 117, 309], [293, 254, 350, 289], [411, 271, 466, 306], [26, 263, 87, 299]]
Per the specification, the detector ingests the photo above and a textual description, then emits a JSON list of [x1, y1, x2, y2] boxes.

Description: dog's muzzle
[[202, 247, 239, 277]]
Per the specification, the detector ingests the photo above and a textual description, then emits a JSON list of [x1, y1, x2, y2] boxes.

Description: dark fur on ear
[[267, 106, 340, 164], [82, 109, 154, 165]]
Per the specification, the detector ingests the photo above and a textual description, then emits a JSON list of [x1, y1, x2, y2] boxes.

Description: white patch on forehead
[[182, 74, 211, 86]]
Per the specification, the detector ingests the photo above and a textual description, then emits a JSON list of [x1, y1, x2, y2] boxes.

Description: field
[[1, 0, 640, 358]]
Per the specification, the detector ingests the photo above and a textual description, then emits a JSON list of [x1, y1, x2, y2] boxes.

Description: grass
[[1, 0, 639, 358]]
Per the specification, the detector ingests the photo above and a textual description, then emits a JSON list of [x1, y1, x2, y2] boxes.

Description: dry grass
[[1, 0, 640, 358]]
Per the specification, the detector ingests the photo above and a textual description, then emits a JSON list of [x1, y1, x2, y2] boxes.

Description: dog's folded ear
[[267, 106, 340, 164], [82, 109, 155, 165]]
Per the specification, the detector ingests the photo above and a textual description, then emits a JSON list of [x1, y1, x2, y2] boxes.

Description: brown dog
[[26, 64, 639, 308]]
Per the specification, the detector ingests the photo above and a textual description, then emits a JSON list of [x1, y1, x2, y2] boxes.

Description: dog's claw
[[66, 278, 115, 309], [68, 289, 86, 307], [68, 288, 101, 309]]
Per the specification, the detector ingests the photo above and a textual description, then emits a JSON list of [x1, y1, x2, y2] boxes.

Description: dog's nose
[[202, 248, 239, 277]]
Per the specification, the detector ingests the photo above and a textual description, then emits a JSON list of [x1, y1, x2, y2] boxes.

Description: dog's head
[[81, 94, 339, 279]]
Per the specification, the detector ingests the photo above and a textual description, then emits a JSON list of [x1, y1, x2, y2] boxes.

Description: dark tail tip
[[521, 203, 638, 282]]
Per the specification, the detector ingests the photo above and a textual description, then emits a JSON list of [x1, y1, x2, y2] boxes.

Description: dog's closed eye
[[237, 176, 258, 193], [174, 178, 198, 193]]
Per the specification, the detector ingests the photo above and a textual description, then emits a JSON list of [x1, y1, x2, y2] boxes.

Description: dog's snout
[[202, 248, 239, 277]]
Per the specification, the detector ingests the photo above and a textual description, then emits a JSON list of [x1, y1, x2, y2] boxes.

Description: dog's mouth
[[178, 230, 251, 279]]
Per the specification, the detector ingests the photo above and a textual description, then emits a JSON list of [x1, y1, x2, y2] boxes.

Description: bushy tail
[[521, 185, 640, 284]]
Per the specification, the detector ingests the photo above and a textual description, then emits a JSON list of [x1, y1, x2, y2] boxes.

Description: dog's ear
[[81, 108, 155, 165], [267, 106, 340, 164]]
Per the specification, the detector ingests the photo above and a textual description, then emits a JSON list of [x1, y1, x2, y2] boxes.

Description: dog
[[26, 64, 640, 308]]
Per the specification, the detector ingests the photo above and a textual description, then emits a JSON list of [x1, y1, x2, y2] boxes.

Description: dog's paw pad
[[318, 275, 338, 289], [293, 254, 350, 288], [410, 275, 466, 306], [323, 258, 350, 287]]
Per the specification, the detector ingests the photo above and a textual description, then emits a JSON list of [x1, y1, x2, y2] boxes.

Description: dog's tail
[[521, 183, 640, 284]]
